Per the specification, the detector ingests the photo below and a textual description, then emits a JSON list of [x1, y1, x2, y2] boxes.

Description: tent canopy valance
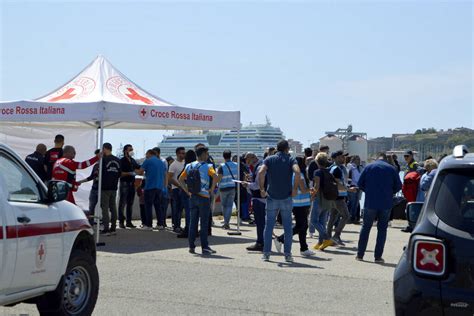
[[0, 55, 240, 130]]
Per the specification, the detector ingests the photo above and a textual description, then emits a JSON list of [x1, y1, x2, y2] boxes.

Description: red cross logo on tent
[[48, 88, 77, 102], [126, 88, 153, 105], [138, 106, 149, 120]]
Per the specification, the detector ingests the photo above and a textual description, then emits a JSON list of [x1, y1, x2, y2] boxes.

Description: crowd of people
[[24, 134, 444, 263]]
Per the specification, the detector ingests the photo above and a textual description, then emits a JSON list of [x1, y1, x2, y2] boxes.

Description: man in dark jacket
[[25, 144, 48, 182], [118, 144, 140, 229], [44, 134, 64, 180], [100, 143, 121, 236], [356, 152, 402, 263]]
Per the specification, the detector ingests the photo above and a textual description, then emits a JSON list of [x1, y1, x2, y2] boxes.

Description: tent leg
[[228, 127, 242, 236], [95, 121, 105, 246]]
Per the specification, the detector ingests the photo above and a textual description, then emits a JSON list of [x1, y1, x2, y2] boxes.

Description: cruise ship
[[158, 119, 285, 161]]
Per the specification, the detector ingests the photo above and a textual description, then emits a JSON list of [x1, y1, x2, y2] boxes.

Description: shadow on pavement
[[97, 228, 253, 254], [276, 261, 323, 269], [321, 249, 354, 256]]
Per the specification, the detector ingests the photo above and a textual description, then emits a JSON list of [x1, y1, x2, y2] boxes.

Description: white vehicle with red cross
[[0, 143, 99, 315]]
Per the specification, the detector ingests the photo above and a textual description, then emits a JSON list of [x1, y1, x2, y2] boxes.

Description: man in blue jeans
[[179, 146, 219, 255], [217, 150, 238, 229], [258, 140, 300, 263], [136, 149, 168, 231], [356, 152, 402, 263]]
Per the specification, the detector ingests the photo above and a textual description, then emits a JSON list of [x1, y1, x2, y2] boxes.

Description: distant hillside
[[368, 127, 474, 160]]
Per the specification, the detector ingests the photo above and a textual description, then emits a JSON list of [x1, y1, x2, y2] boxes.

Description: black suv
[[394, 145, 474, 316]]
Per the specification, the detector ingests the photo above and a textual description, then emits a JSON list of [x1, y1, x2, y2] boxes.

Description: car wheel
[[37, 249, 99, 316]]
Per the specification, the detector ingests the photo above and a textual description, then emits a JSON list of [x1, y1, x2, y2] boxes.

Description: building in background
[[319, 125, 368, 162], [288, 139, 303, 156]]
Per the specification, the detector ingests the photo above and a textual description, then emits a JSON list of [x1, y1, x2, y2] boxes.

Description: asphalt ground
[[1, 217, 410, 315]]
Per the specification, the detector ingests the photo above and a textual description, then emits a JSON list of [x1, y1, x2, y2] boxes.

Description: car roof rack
[[453, 145, 469, 158]]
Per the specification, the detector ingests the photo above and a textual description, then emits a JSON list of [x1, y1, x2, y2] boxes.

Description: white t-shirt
[[168, 160, 185, 189]]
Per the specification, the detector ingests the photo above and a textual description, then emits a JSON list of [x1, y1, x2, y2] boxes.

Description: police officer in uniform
[[25, 143, 48, 182]]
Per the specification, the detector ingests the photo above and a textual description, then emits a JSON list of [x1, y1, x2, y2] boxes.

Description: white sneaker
[[154, 225, 165, 230], [139, 226, 153, 231], [273, 238, 283, 253], [301, 249, 315, 257]]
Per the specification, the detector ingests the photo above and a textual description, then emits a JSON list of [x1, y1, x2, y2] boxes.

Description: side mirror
[[406, 202, 424, 228], [47, 180, 69, 203]]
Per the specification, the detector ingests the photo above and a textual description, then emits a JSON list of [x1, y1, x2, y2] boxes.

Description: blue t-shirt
[[141, 156, 167, 191], [358, 160, 402, 210], [263, 152, 297, 199]]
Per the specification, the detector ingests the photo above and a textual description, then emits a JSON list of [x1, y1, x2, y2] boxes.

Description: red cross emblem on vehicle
[[36, 240, 47, 269], [138, 107, 149, 120], [38, 244, 45, 261]]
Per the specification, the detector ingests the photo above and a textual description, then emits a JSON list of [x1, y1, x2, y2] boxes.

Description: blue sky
[[1, 0, 472, 156]]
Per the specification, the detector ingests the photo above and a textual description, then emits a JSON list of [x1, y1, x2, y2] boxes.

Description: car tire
[[36, 249, 99, 316]]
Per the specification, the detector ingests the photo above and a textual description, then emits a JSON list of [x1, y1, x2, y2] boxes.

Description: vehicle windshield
[[434, 168, 474, 234]]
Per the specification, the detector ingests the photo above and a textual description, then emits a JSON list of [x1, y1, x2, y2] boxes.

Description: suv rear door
[[0, 150, 63, 294], [432, 169, 474, 315]]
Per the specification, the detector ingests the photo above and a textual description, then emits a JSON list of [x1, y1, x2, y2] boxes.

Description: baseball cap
[[404, 150, 414, 156], [331, 150, 348, 159]]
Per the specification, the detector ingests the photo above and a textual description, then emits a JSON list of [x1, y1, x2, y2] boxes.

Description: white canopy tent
[[0, 56, 241, 244]]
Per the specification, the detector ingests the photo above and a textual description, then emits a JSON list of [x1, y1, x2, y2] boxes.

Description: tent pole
[[95, 127, 99, 149], [236, 127, 241, 233], [228, 126, 241, 236], [95, 121, 105, 246]]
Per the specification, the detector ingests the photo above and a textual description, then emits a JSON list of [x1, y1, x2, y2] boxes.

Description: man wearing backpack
[[217, 150, 238, 229], [356, 152, 402, 263], [311, 152, 338, 250], [258, 140, 301, 263], [179, 146, 219, 255], [327, 150, 354, 246]]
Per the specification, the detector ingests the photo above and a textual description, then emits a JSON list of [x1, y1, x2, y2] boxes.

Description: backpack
[[319, 168, 338, 200], [186, 163, 204, 194], [402, 171, 421, 203]]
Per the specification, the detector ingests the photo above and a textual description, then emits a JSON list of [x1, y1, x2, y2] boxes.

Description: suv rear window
[[434, 169, 474, 234]]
